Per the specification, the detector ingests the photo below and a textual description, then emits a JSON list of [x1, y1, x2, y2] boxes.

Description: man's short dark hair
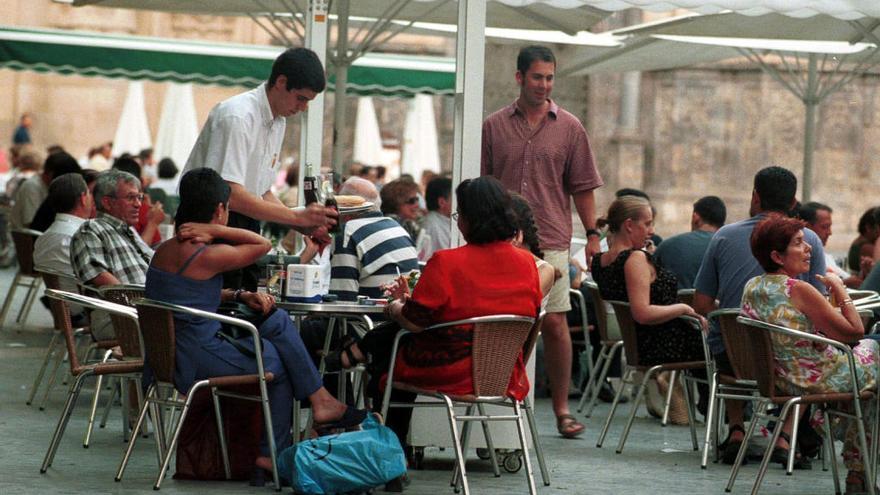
[[268, 47, 326, 93], [517, 45, 556, 74], [138, 148, 153, 162], [43, 151, 81, 180], [754, 166, 797, 212], [693, 196, 726, 228], [425, 177, 452, 212], [797, 201, 832, 225], [113, 157, 142, 179], [157, 158, 178, 179], [48, 173, 88, 214]]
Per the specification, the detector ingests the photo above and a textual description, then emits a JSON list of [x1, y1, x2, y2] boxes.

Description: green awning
[[0, 25, 455, 96]]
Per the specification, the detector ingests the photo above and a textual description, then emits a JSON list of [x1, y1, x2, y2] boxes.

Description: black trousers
[[222, 212, 261, 292]]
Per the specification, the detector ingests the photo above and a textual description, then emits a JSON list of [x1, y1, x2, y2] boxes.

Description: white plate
[[338, 201, 373, 213]]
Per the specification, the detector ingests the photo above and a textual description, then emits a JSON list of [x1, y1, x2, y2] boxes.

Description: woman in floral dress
[[741, 214, 878, 493]]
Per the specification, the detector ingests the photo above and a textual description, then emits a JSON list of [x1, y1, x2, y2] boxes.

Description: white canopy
[[401, 94, 441, 179], [154, 83, 199, 169], [111, 81, 152, 158], [561, 0, 880, 19], [352, 97, 384, 167]]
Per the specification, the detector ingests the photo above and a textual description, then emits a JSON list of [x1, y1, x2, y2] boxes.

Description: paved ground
[[0, 265, 844, 494]]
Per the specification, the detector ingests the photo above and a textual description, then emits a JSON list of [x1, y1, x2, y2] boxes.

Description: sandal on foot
[[315, 405, 368, 434], [556, 414, 585, 439], [320, 337, 362, 372], [845, 470, 879, 495], [721, 424, 747, 465], [770, 432, 811, 470]]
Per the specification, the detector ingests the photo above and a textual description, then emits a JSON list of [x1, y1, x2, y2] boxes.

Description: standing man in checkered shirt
[[482, 45, 604, 438], [70, 169, 153, 340]]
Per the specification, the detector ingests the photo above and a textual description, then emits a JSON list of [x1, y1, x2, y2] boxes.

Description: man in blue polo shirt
[[693, 165, 826, 464]]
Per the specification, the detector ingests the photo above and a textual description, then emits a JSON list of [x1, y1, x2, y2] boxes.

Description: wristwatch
[[586, 228, 601, 239]]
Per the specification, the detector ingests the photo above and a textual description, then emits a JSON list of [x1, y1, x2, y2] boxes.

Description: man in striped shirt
[[329, 177, 419, 301]]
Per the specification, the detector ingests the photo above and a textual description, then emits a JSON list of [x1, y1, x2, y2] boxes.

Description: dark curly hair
[[750, 213, 806, 272], [510, 193, 543, 259], [456, 177, 517, 244]]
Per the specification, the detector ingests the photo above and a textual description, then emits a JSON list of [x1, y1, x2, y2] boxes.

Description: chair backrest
[[11, 228, 41, 276], [45, 289, 138, 370], [677, 289, 696, 306], [734, 316, 780, 400], [585, 281, 614, 341], [427, 314, 537, 398], [521, 312, 547, 365], [607, 300, 641, 367], [98, 285, 146, 359], [711, 309, 758, 381], [38, 270, 80, 333], [133, 299, 177, 384]]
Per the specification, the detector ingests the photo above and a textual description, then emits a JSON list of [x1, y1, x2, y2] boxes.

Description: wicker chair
[[595, 300, 707, 454], [699, 309, 761, 469], [380, 314, 543, 495], [677, 288, 696, 306], [87, 285, 146, 446], [727, 316, 878, 495], [39, 289, 143, 474], [576, 281, 624, 417], [117, 298, 280, 490], [0, 228, 43, 330], [27, 269, 92, 410]]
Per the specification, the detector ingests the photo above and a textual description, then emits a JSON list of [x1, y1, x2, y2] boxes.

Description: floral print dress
[[741, 273, 879, 472]]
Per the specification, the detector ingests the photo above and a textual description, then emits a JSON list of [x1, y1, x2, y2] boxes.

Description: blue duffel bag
[[278, 414, 407, 494]]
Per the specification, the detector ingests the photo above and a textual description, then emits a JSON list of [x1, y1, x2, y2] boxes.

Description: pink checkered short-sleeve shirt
[[481, 100, 603, 250]]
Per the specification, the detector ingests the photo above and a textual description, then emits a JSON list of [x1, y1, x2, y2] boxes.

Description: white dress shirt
[[183, 83, 285, 197]]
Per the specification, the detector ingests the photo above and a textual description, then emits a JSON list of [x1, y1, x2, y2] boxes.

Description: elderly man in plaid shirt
[[70, 169, 154, 340]]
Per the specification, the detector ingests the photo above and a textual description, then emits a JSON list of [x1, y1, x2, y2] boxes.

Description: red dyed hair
[[750, 213, 807, 272]]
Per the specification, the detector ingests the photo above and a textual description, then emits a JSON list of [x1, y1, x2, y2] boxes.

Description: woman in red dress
[[331, 176, 542, 489]]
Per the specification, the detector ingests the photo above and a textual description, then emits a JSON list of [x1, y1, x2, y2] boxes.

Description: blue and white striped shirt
[[330, 212, 420, 301]]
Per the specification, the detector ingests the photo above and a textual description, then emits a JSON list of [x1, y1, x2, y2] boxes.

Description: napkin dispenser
[[285, 264, 324, 302]]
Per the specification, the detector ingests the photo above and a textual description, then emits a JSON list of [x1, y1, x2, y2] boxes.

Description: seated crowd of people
[[8, 138, 880, 494]]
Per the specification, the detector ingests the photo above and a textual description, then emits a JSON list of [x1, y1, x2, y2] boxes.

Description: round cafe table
[[277, 299, 386, 435]]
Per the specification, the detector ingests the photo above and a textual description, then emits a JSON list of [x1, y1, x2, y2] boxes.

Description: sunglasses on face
[[404, 196, 420, 205]]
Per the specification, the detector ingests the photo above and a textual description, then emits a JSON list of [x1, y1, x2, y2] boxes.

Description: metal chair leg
[[823, 409, 841, 495], [701, 372, 719, 468], [0, 271, 22, 329], [452, 406, 475, 489], [100, 378, 120, 429], [116, 384, 154, 482], [476, 404, 501, 478], [681, 374, 699, 451], [514, 401, 538, 495], [785, 403, 801, 475], [725, 403, 764, 492], [17, 277, 40, 328], [82, 349, 112, 448], [212, 388, 232, 480], [617, 366, 662, 454], [597, 366, 633, 448], [751, 401, 795, 495], [577, 347, 605, 414], [38, 347, 67, 410], [154, 383, 205, 490], [442, 395, 470, 495], [41, 370, 93, 472], [28, 331, 60, 405], [661, 370, 678, 427], [585, 343, 622, 417], [524, 396, 551, 486]]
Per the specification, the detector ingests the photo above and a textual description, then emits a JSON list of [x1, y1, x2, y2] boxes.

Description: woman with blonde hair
[[591, 194, 706, 365]]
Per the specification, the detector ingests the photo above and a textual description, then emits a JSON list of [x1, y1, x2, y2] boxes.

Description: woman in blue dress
[[145, 168, 365, 476]]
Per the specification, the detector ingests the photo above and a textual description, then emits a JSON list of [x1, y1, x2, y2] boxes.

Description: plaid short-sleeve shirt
[[69, 213, 153, 285]]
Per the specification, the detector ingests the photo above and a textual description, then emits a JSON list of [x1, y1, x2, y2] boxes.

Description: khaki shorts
[[543, 249, 571, 313]]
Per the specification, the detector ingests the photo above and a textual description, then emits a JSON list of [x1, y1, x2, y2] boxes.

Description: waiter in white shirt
[[184, 47, 336, 291]]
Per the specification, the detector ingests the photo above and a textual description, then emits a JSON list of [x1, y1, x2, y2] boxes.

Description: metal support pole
[[330, 0, 350, 175], [298, 0, 329, 203], [802, 53, 818, 203], [449, 0, 486, 248]]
